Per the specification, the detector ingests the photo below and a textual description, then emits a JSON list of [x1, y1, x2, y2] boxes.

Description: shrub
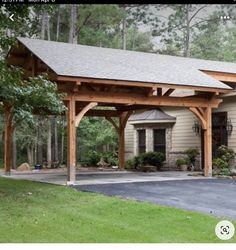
[[219, 168, 231, 176], [102, 151, 118, 166], [176, 158, 189, 167], [125, 159, 135, 170], [134, 155, 143, 170], [84, 151, 101, 166], [126, 152, 165, 171], [212, 158, 229, 169], [216, 145, 235, 164], [139, 151, 165, 170], [185, 147, 199, 165]]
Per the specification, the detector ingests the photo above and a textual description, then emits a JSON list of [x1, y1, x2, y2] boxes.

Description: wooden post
[[204, 107, 212, 177], [67, 96, 76, 184], [118, 114, 125, 170], [189, 106, 212, 177]]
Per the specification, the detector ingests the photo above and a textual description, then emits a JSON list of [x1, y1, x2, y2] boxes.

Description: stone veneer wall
[[132, 123, 202, 171], [133, 123, 173, 166]]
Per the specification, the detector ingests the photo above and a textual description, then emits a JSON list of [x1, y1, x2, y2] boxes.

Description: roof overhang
[[129, 119, 176, 125], [5, 37, 234, 95]]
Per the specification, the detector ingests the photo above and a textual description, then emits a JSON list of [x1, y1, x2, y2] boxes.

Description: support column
[[204, 107, 212, 177], [67, 96, 76, 184], [118, 114, 125, 170], [189, 106, 212, 177]]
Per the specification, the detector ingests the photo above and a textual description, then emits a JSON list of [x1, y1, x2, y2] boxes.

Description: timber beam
[[202, 70, 236, 83], [75, 102, 97, 127], [76, 109, 120, 117], [63, 91, 222, 108], [52, 75, 231, 93]]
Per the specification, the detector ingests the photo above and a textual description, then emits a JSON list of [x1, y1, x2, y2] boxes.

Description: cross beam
[[63, 91, 222, 108]]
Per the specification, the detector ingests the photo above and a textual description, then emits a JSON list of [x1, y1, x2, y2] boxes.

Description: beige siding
[[125, 122, 134, 160], [162, 107, 201, 152], [124, 97, 236, 165]]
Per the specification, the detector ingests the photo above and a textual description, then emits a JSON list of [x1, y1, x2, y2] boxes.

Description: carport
[[5, 37, 236, 184]]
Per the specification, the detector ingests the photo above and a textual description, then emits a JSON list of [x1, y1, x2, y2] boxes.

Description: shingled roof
[[129, 108, 176, 124], [16, 37, 234, 91]]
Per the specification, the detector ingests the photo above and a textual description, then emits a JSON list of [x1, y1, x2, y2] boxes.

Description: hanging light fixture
[[226, 118, 233, 135], [192, 120, 200, 135]]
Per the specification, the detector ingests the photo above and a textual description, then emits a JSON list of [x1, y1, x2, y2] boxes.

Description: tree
[[68, 4, 78, 44], [190, 11, 236, 62], [0, 63, 66, 173], [151, 4, 213, 57]]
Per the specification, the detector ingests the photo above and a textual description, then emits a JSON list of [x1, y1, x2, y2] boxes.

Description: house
[[124, 55, 236, 170]]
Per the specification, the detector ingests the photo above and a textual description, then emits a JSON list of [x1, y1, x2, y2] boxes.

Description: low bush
[[218, 168, 231, 176], [176, 158, 189, 167], [213, 145, 235, 176], [126, 152, 165, 171], [125, 159, 135, 170], [212, 158, 229, 170], [139, 152, 165, 169], [82, 151, 118, 167], [185, 148, 199, 165], [83, 151, 101, 167], [102, 151, 118, 166], [216, 145, 235, 164]]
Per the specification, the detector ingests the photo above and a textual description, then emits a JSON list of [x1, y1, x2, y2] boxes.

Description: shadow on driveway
[[75, 179, 236, 219]]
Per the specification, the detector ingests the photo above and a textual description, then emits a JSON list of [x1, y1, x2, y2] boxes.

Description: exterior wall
[[124, 96, 236, 170], [214, 96, 236, 151], [162, 107, 201, 170], [124, 122, 135, 160]]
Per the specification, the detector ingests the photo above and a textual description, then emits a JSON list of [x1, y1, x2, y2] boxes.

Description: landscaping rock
[[97, 157, 109, 168], [17, 163, 31, 171]]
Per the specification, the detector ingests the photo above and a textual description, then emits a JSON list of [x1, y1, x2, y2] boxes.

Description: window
[[153, 129, 166, 156], [138, 130, 146, 154]]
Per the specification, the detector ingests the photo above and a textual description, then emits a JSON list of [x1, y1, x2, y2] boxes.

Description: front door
[[201, 112, 227, 168], [212, 112, 227, 157]]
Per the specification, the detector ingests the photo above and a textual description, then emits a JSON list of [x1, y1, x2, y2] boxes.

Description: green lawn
[[0, 177, 235, 243]]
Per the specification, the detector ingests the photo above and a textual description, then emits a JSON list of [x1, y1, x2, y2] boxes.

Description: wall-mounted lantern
[[192, 120, 201, 135], [226, 119, 233, 135]]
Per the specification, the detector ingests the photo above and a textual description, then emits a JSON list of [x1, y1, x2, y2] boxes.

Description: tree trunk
[[27, 145, 33, 166], [46, 13, 51, 41], [61, 128, 64, 165], [122, 17, 127, 50], [183, 5, 190, 57], [3, 104, 14, 175], [56, 5, 61, 41], [69, 4, 78, 44], [47, 117, 52, 168], [54, 116, 59, 163], [41, 10, 47, 40], [36, 116, 43, 165], [12, 128, 17, 169]]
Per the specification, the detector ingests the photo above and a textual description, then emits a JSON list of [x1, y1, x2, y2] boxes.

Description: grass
[[0, 177, 235, 243]]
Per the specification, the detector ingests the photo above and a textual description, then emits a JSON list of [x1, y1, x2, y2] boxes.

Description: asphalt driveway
[[76, 179, 236, 219]]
